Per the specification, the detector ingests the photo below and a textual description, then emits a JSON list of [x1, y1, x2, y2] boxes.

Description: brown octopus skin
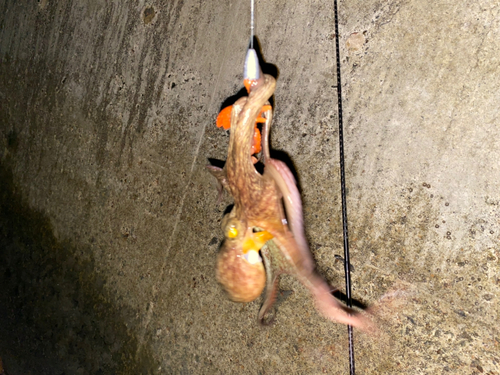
[[216, 240, 265, 303], [209, 74, 374, 332]]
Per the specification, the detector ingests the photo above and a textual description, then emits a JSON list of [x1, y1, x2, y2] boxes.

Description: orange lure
[[216, 78, 272, 157]]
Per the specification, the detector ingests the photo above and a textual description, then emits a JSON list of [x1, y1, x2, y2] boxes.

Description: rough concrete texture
[[0, 0, 498, 374]]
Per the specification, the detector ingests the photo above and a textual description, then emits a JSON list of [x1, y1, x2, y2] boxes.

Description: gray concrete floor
[[0, 0, 499, 374]]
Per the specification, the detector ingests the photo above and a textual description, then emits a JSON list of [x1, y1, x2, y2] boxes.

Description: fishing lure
[[216, 48, 272, 159]]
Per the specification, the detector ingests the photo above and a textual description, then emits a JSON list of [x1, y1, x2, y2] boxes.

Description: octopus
[[208, 73, 373, 331]]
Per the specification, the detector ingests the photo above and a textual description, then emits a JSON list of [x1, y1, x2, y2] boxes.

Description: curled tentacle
[[264, 159, 313, 272], [260, 103, 273, 163]]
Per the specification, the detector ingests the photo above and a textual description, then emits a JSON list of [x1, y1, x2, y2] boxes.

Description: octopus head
[[216, 218, 272, 302]]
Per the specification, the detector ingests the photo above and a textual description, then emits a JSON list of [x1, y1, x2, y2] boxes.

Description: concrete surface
[[0, 0, 498, 374]]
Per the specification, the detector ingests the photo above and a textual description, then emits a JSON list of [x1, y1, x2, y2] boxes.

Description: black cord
[[333, 0, 355, 374]]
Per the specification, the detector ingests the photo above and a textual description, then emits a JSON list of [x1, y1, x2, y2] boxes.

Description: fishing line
[[250, 0, 255, 49], [333, 0, 356, 374]]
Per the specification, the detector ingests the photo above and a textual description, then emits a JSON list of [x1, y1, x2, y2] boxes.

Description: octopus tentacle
[[264, 159, 314, 272]]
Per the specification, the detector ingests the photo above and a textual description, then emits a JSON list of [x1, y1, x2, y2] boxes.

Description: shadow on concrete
[[0, 163, 159, 375]]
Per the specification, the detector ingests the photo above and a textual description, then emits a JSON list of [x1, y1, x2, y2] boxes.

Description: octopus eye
[[227, 225, 238, 238]]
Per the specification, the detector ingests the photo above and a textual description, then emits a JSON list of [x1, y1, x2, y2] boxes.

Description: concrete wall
[[0, 0, 498, 373]]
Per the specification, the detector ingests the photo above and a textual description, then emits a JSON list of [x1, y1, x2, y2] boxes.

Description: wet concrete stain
[[143, 6, 156, 25]]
